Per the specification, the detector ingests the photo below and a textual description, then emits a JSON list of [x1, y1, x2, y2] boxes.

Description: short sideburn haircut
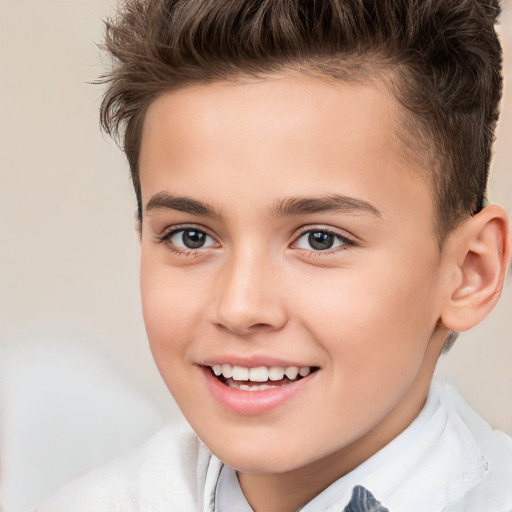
[[99, 0, 503, 243]]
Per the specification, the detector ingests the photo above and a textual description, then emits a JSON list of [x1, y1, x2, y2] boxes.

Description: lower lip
[[201, 366, 318, 415]]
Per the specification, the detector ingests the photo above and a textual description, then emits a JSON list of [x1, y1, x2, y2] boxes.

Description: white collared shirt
[[37, 381, 512, 512]]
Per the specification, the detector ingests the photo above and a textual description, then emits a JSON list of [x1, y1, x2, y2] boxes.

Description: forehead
[[139, 74, 434, 232], [142, 74, 402, 158]]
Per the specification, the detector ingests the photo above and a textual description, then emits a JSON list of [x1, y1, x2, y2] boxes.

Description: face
[[138, 75, 450, 477]]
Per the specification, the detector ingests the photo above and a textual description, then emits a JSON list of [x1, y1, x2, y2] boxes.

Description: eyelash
[[157, 225, 357, 256], [292, 227, 356, 255], [157, 225, 218, 257]]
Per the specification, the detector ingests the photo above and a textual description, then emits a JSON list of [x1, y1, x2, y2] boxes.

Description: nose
[[211, 247, 288, 336]]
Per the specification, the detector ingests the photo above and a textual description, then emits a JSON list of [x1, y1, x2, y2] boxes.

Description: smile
[[202, 363, 319, 413]]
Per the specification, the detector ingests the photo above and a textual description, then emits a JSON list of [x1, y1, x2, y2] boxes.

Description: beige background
[[0, 0, 511, 508]]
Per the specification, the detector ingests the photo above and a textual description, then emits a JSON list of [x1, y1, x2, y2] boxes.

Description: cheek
[[140, 261, 204, 356], [292, 257, 439, 367], [140, 266, 206, 409]]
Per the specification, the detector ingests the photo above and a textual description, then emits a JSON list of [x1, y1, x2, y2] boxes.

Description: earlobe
[[441, 205, 511, 333]]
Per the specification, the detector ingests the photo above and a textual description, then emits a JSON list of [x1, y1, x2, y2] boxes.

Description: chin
[[202, 434, 316, 474]]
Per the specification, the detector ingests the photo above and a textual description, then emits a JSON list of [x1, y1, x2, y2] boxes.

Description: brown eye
[[295, 229, 350, 252], [308, 231, 335, 250], [169, 229, 215, 249]]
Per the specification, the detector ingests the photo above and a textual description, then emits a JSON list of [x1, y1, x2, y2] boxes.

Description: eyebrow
[[270, 194, 382, 217], [145, 191, 381, 219], [145, 192, 221, 217]]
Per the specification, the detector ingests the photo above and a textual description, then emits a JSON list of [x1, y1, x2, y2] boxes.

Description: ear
[[441, 205, 511, 333]]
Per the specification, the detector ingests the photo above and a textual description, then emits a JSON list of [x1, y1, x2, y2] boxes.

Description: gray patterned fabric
[[344, 485, 389, 512]]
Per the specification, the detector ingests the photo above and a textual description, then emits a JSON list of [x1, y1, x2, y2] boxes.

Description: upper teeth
[[212, 364, 311, 382]]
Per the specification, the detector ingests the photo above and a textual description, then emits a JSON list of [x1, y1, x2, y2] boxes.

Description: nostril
[[214, 320, 278, 336], [250, 323, 272, 330]]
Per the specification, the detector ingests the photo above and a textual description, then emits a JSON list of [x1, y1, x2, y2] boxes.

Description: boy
[[38, 0, 512, 511]]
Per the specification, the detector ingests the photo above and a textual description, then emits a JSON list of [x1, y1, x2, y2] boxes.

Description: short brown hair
[[99, 0, 502, 242]]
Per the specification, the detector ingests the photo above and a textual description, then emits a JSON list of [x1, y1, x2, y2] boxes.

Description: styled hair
[[99, 0, 502, 242]]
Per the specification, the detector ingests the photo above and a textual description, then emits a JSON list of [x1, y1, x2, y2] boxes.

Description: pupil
[[182, 230, 205, 249], [309, 231, 334, 250]]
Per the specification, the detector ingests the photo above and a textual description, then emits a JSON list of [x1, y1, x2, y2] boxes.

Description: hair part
[[99, 0, 503, 243]]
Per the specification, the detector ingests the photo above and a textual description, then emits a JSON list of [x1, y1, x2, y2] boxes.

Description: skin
[[137, 74, 510, 512]]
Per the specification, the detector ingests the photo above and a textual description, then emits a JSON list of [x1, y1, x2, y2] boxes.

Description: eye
[[294, 229, 350, 251], [168, 228, 217, 250]]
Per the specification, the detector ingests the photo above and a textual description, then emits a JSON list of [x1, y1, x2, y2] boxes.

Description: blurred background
[[0, 0, 511, 510]]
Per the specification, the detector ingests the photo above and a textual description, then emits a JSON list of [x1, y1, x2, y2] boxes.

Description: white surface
[[0, 329, 164, 511]]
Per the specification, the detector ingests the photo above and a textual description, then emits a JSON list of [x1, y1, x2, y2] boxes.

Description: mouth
[[207, 363, 319, 391]]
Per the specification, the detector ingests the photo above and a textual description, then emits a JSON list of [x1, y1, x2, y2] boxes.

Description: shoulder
[[35, 422, 211, 512], [440, 382, 512, 512]]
